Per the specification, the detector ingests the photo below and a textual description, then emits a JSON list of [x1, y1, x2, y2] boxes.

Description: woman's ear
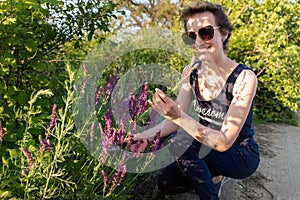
[[222, 30, 228, 42], [222, 32, 229, 42]]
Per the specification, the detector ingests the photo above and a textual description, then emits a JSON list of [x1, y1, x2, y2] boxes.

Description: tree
[[113, 0, 184, 30], [0, 0, 118, 138], [0, 0, 121, 198]]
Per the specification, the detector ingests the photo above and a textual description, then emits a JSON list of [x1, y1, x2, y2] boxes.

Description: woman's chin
[[193, 51, 213, 61]]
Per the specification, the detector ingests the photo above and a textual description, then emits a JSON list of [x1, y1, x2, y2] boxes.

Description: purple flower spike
[[101, 170, 108, 188], [46, 104, 57, 139], [95, 86, 103, 106], [105, 74, 116, 97], [104, 110, 113, 137], [22, 147, 34, 172], [120, 164, 127, 182], [152, 130, 161, 151], [90, 122, 95, 144], [112, 163, 127, 187], [138, 82, 149, 114], [128, 93, 137, 120], [0, 122, 3, 145], [133, 139, 141, 153], [39, 138, 48, 156], [46, 139, 52, 152], [128, 82, 149, 121]]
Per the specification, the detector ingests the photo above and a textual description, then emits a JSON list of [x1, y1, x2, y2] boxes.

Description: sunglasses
[[182, 25, 220, 45]]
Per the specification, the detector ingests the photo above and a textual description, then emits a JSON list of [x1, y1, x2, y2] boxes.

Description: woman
[[136, 1, 260, 199]]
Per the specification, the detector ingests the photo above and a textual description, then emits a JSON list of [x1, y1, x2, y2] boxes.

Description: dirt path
[[222, 110, 300, 200]]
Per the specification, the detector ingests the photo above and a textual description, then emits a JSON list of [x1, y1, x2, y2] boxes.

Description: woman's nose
[[195, 35, 205, 47]]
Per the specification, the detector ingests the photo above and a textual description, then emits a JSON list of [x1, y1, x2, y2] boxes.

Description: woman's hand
[[122, 137, 149, 156], [128, 138, 149, 153], [148, 88, 182, 121]]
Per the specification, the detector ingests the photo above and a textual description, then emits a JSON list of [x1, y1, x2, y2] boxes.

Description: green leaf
[[2, 156, 9, 165], [24, 39, 37, 52], [8, 149, 19, 158], [74, 40, 80, 49], [88, 31, 93, 41], [32, 62, 47, 72], [17, 91, 29, 105], [40, 0, 61, 5], [6, 133, 17, 143]]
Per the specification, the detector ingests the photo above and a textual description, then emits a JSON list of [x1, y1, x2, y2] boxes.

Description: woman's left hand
[[148, 88, 182, 121]]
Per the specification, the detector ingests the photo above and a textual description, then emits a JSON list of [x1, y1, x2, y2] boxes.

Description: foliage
[[112, 0, 300, 124], [0, 0, 139, 199], [226, 0, 300, 124], [0, 65, 139, 199], [0, 0, 118, 137], [114, 0, 182, 30]]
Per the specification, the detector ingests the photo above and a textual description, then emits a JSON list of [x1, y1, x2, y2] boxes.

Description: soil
[[221, 119, 300, 200], [159, 110, 300, 200]]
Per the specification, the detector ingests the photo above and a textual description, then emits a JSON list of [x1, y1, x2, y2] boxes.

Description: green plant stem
[[43, 65, 75, 199]]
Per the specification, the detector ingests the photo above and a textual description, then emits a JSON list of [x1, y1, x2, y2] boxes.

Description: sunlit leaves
[[226, 0, 300, 123], [0, 1, 118, 197]]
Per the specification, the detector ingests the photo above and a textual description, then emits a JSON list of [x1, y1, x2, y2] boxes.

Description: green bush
[[227, 0, 300, 124]]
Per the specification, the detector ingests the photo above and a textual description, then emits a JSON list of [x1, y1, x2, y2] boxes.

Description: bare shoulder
[[233, 68, 257, 95], [237, 68, 257, 81]]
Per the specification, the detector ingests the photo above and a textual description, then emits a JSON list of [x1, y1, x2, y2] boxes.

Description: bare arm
[[150, 69, 257, 152]]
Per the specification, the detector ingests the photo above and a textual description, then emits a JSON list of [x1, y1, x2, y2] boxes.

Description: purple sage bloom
[[22, 147, 34, 172], [128, 93, 137, 120], [152, 130, 162, 151], [0, 122, 3, 145], [101, 170, 108, 188], [112, 163, 127, 187], [95, 86, 104, 106], [46, 104, 57, 139], [138, 82, 148, 114], [104, 110, 113, 137], [39, 136, 48, 156], [46, 139, 52, 152], [90, 122, 95, 144]]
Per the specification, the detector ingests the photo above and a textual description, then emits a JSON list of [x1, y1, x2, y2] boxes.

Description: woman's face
[[186, 11, 226, 61]]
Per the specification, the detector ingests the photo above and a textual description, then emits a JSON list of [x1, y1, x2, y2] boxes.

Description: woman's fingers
[[128, 139, 148, 153], [150, 89, 171, 109], [154, 88, 171, 104], [148, 88, 181, 120]]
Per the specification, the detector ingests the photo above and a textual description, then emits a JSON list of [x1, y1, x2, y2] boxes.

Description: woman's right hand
[[123, 137, 149, 153], [129, 138, 149, 153]]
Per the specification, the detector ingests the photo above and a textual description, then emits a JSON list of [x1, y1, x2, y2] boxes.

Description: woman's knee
[[157, 173, 173, 195], [157, 167, 191, 195]]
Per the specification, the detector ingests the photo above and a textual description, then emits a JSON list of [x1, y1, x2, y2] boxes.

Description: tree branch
[[232, 4, 252, 25]]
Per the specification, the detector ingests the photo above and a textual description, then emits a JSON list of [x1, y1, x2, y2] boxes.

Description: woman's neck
[[214, 56, 237, 77]]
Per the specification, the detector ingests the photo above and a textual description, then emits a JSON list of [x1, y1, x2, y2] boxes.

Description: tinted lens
[[198, 25, 214, 41], [182, 26, 216, 45], [182, 32, 196, 45]]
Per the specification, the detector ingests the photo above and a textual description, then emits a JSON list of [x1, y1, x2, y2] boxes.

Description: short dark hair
[[180, 1, 233, 50]]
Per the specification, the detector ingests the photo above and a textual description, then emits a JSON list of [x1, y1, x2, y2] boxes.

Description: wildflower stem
[[43, 64, 75, 199]]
